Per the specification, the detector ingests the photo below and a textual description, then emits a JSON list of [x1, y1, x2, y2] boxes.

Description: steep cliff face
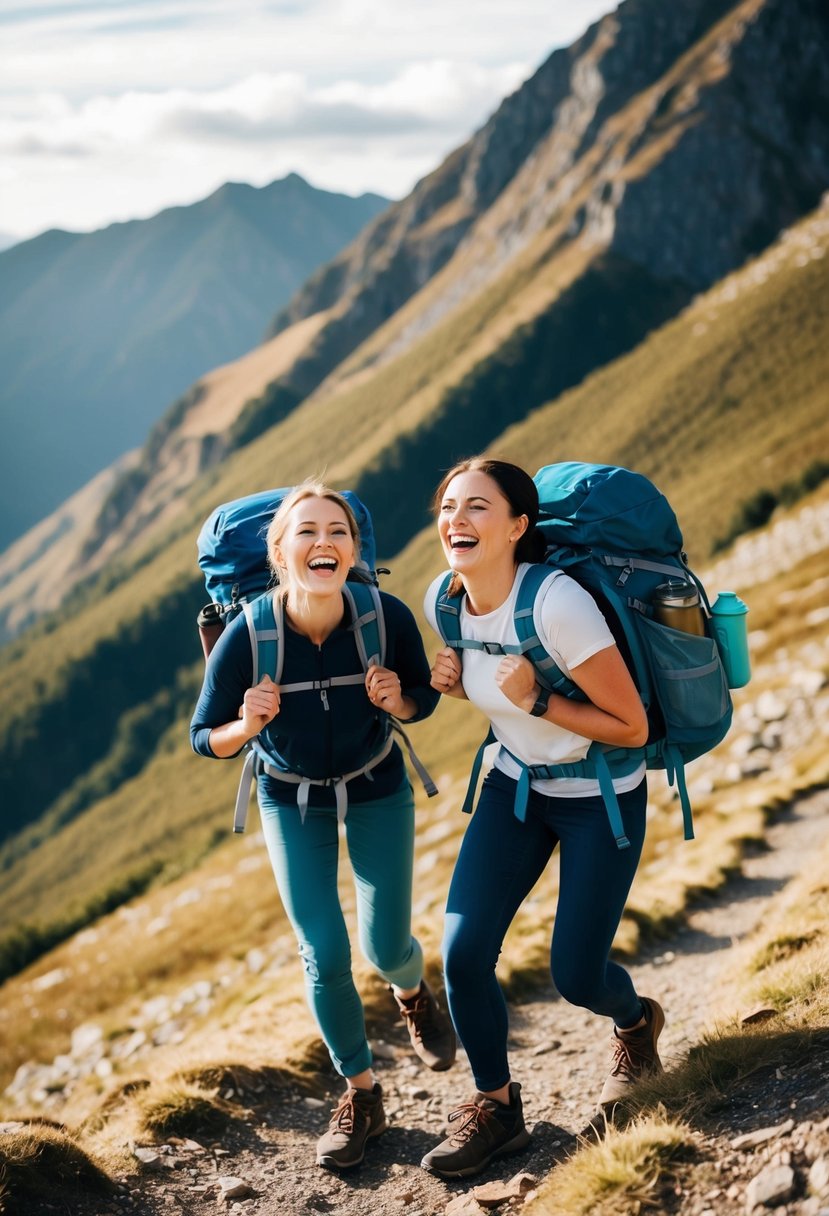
[[608, 0, 829, 287], [262, 0, 740, 395]]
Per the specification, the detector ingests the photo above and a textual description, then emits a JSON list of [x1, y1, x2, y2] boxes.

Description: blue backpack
[[434, 462, 734, 849], [196, 487, 436, 830]]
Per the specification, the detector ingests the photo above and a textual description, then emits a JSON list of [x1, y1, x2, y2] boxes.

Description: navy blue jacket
[[190, 590, 439, 807]]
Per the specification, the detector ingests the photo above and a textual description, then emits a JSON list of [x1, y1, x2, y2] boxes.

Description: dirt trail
[[103, 788, 829, 1216]]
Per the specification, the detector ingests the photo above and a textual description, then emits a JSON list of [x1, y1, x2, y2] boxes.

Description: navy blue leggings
[[443, 767, 648, 1092]]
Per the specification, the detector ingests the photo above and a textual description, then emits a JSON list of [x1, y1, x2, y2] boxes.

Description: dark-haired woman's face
[[438, 470, 527, 575]]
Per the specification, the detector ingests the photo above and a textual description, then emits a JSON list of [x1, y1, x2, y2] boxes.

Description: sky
[[0, 0, 617, 243]]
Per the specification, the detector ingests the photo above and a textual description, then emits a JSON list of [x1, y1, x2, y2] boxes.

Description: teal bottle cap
[[712, 591, 748, 615]]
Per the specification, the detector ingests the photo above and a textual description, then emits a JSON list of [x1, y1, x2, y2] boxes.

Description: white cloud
[[0, 0, 616, 238]]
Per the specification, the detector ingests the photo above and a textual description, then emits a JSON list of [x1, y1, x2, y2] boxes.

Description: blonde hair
[[265, 481, 361, 587]]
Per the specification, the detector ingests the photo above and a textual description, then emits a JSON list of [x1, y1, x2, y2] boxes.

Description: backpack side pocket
[[636, 615, 730, 740]]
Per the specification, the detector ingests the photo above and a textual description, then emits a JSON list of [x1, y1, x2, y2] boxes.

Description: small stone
[[245, 949, 266, 974], [471, 1173, 538, 1206], [303, 1096, 326, 1109], [732, 1120, 794, 1150], [218, 1176, 254, 1201], [371, 1040, 398, 1061], [71, 1023, 104, 1055], [745, 1164, 795, 1210], [530, 1041, 561, 1056], [133, 1147, 164, 1168], [810, 1157, 829, 1196], [445, 1196, 486, 1216]]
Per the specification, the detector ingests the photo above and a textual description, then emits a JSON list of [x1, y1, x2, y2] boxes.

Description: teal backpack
[[434, 462, 734, 849], [196, 487, 437, 830]]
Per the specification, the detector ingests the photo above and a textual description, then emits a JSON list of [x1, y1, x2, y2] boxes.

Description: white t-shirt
[[425, 563, 645, 798]]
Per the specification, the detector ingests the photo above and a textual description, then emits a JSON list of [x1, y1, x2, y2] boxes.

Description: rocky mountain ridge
[[0, 174, 388, 551], [3, 0, 824, 642]]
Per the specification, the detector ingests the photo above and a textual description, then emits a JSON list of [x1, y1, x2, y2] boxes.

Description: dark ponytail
[[516, 524, 547, 565]]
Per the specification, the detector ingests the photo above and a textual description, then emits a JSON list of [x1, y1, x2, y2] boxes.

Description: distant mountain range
[[0, 175, 389, 549]]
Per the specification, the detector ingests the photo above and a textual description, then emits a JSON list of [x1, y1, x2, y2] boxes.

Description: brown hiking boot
[[392, 980, 456, 1071], [315, 1083, 387, 1170], [420, 1081, 531, 1179], [598, 997, 665, 1110]]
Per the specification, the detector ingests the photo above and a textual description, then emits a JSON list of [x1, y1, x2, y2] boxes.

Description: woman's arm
[[207, 675, 281, 756], [190, 615, 271, 758], [495, 646, 648, 748], [380, 594, 442, 721]]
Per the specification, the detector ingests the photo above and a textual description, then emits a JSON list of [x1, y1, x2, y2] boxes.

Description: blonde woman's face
[[273, 497, 355, 598]]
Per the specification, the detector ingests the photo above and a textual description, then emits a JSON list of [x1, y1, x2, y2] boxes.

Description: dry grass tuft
[[133, 1077, 234, 1139], [525, 1110, 701, 1216], [0, 1122, 113, 1215]]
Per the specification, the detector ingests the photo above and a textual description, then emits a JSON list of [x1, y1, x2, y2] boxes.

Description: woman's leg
[[345, 781, 423, 990], [258, 784, 372, 1080], [547, 781, 648, 1026], [443, 769, 557, 1093]]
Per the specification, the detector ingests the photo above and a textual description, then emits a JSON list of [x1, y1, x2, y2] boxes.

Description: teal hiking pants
[[257, 777, 423, 1078]]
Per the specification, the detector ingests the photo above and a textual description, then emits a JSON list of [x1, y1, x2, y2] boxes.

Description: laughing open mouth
[[450, 535, 478, 551], [309, 557, 338, 570]]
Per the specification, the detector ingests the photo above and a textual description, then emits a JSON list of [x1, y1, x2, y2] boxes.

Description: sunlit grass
[[0, 1123, 114, 1213], [133, 1078, 233, 1139], [525, 1112, 701, 1216]]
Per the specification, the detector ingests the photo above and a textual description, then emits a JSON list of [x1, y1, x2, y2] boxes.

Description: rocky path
[[102, 787, 829, 1216]]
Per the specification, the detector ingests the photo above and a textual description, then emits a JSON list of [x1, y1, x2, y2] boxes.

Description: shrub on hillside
[[712, 459, 829, 553]]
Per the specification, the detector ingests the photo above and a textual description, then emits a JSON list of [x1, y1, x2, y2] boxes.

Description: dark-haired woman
[[420, 457, 663, 1180], [191, 482, 455, 1172]]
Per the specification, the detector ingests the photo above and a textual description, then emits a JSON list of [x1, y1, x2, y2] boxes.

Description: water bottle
[[710, 591, 751, 688], [197, 602, 225, 660], [652, 580, 705, 636]]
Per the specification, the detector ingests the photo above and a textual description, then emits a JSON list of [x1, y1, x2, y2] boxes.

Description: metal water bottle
[[710, 591, 751, 688], [197, 602, 225, 660], [652, 580, 705, 637]]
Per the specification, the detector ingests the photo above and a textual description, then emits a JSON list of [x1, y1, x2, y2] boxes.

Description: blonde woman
[[191, 482, 454, 1171]]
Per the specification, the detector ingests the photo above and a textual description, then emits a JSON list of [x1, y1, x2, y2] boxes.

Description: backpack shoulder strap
[[343, 581, 385, 671], [242, 590, 285, 686], [433, 572, 463, 655], [513, 565, 583, 699]]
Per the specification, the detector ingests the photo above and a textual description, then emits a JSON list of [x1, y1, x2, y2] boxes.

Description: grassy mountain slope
[[24, 0, 826, 637], [0, 175, 388, 550], [0, 196, 826, 946], [4, 0, 827, 653]]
